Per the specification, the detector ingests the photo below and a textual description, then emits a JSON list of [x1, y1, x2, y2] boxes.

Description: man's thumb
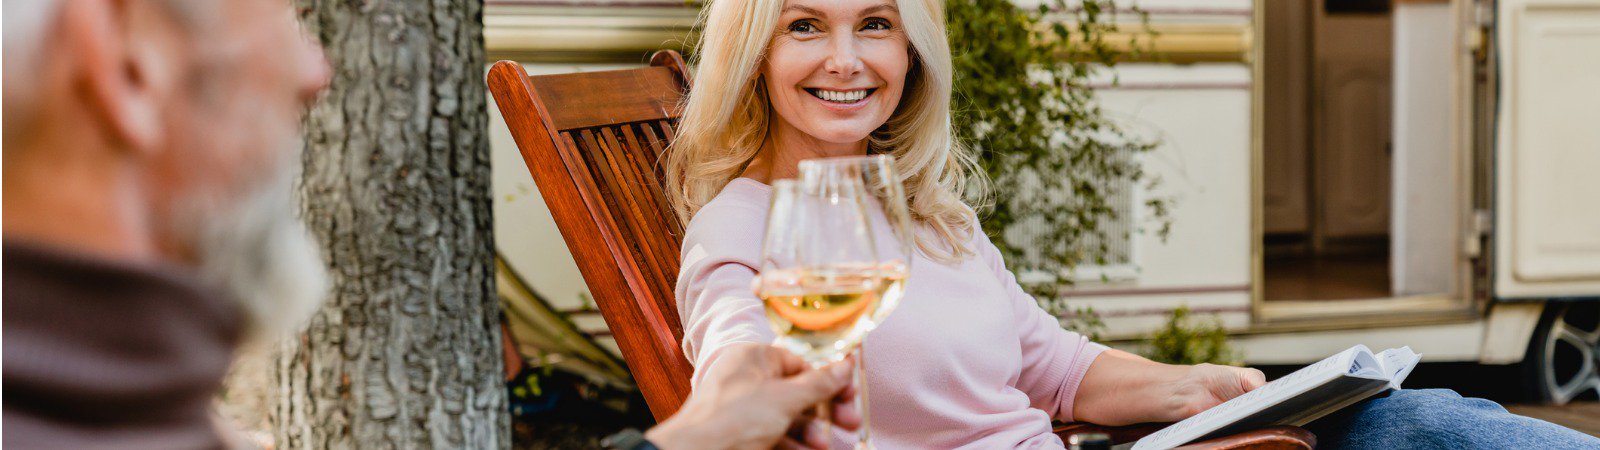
[[780, 360, 853, 409]]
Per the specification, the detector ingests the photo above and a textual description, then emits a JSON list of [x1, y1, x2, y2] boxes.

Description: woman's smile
[[804, 87, 878, 110]]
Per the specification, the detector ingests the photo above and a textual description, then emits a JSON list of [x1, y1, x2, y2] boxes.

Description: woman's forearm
[[1071, 349, 1190, 425], [1071, 349, 1267, 426]]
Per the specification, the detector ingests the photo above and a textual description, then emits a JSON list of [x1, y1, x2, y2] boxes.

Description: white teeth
[[813, 89, 869, 103]]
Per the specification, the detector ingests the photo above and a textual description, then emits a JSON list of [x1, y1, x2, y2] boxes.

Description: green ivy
[[948, 0, 1171, 307], [1061, 305, 1107, 342], [1142, 306, 1240, 365]]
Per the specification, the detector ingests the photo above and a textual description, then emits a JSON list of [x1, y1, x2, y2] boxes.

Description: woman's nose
[[823, 35, 863, 78]]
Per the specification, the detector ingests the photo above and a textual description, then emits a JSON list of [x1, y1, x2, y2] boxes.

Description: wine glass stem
[[854, 345, 873, 449]]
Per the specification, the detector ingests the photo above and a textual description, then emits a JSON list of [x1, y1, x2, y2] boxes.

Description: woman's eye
[[788, 20, 818, 34], [862, 18, 892, 31]]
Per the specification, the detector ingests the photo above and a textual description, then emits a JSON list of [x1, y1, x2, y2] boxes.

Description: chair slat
[[529, 67, 685, 131], [621, 123, 679, 238], [658, 120, 678, 141], [592, 126, 679, 325], [603, 126, 672, 261], [615, 136, 685, 338], [568, 126, 685, 340], [573, 129, 643, 265], [639, 120, 682, 229]]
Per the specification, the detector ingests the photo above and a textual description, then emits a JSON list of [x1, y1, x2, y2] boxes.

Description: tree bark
[[275, 0, 506, 448]]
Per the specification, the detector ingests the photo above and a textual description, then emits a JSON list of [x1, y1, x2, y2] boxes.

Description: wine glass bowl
[[798, 155, 915, 322], [758, 179, 885, 365]]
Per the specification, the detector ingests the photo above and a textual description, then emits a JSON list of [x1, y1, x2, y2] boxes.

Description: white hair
[[3, 1, 65, 138], [1, 1, 63, 75], [3, 0, 217, 140]]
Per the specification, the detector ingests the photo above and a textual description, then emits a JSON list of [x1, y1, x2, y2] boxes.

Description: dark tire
[[1524, 301, 1600, 404]]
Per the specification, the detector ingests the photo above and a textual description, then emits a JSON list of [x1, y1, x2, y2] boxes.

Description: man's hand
[[1074, 349, 1267, 425], [645, 343, 860, 450]]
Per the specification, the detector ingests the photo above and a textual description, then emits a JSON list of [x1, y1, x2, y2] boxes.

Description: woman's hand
[[1155, 363, 1267, 422], [1074, 350, 1266, 425]]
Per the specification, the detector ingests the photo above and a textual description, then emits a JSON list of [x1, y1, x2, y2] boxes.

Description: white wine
[[870, 260, 908, 323], [761, 267, 882, 363]]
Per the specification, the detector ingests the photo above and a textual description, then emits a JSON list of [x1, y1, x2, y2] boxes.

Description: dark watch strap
[[600, 428, 660, 450]]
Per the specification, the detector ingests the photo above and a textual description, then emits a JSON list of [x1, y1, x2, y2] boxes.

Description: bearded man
[[2, 0, 331, 447], [2, 1, 855, 449]]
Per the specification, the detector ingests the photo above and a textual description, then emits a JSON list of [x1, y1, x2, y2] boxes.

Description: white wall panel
[[1391, 3, 1459, 296], [1493, 0, 1600, 298]]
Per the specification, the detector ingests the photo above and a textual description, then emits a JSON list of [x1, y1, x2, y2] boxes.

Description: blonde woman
[[666, 0, 1600, 449]]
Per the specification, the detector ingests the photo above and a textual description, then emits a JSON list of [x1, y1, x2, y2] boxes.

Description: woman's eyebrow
[[859, 3, 898, 15], [780, 3, 899, 17], [781, 5, 826, 16]]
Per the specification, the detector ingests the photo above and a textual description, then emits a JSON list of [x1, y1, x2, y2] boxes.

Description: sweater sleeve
[[973, 227, 1107, 422], [674, 202, 777, 388]]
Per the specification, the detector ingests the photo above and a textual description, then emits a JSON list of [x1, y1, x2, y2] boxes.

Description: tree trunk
[[274, 0, 506, 448]]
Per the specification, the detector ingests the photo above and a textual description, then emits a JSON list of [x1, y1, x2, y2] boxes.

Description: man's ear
[[61, 0, 171, 156]]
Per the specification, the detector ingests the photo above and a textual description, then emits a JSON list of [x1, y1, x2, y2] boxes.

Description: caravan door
[[1491, 0, 1600, 300]]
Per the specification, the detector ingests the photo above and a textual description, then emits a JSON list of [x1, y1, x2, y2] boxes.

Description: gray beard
[[187, 164, 328, 340]]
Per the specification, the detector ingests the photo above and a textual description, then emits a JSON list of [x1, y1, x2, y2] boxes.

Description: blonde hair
[[665, 0, 988, 262]]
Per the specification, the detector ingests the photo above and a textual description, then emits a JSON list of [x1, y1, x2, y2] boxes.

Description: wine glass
[[758, 178, 887, 448], [799, 155, 915, 450], [758, 178, 883, 363]]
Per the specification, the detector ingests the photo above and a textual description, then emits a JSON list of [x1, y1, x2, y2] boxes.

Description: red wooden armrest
[[1054, 422, 1167, 444], [1053, 423, 1315, 449]]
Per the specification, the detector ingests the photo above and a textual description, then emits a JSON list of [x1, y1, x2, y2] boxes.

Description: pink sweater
[[675, 178, 1107, 449]]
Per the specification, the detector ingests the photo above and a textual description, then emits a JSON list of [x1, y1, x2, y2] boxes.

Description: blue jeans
[[1305, 389, 1600, 450]]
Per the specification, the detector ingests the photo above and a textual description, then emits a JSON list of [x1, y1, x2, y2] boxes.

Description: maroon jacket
[[3, 241, 242, 450]]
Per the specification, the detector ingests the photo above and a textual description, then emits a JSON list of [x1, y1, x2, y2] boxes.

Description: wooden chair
[[486, 50, 1314, 450]]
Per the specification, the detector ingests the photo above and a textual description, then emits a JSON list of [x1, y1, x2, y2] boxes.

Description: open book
[[1131, 345, 1421, 450]]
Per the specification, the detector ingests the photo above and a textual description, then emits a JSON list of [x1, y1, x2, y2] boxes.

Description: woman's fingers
[[831, 389, 862, 430], [802, 420, 832, 449], [1240, 367, 1267, 392], [784, 417, 830, 449]]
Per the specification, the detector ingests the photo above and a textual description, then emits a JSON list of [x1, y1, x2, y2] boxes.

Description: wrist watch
[[601, 428, 660, 450]]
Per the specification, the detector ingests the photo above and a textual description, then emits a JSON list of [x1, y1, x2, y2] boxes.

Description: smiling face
[[763, 0, 910, 146]]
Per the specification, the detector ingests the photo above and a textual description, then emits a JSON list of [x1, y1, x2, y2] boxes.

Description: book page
[[1347, 349, 1386, 379], [1375, 346, 1421, 389]]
